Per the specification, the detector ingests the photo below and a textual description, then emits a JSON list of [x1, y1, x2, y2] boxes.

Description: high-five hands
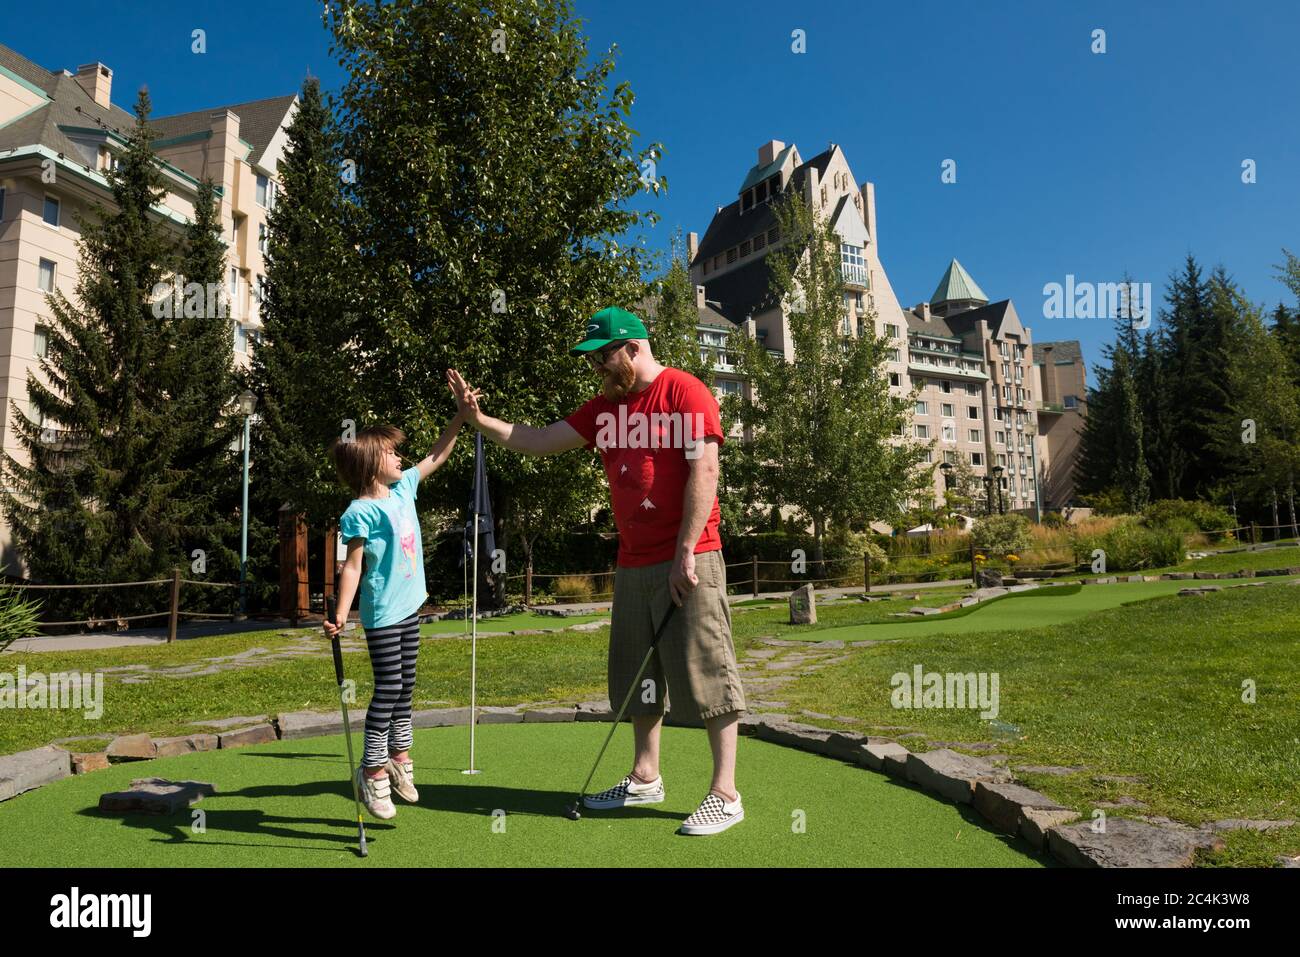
[[446, 369, 484, 424]]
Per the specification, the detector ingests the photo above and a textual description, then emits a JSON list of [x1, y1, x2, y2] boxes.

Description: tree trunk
[[812, 515, 825, 574], [1271, 488, 1280, 542]]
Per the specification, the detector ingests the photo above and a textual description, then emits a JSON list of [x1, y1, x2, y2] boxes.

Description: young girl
[[325, 376, 467, 819]]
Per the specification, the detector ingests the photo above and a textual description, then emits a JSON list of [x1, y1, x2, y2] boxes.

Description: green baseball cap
[[569, 306, 648, 356]]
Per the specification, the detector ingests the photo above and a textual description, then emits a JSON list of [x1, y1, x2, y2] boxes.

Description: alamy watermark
[[1042, 276, 1152, 327], [594, 408, 708, 460], [890, 664, 1000, 719], [1, 667, 103, 719]]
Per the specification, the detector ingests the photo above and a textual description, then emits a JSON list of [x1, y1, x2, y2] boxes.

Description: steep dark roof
[[692, 145, 835, 266], [905, 311, 964, 339], [0, 43, 139, 160], [700, 255, 777, 325], [633, 294, 735, 332], [1033, 340, 1083, 364], [939, 300, 1013, 338], [151, 95, 296, 167]]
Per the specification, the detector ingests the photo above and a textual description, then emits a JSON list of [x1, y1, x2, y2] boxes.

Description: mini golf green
[[0, 724, 1043, 867]]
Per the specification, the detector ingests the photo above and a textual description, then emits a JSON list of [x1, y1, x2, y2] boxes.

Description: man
[[448, 306, 746, 835]]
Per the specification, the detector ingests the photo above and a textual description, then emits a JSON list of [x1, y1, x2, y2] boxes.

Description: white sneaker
[[356, 768, 396, 819], [583, 774, 665, 810], [385, 758, 419, 803], [679, 791, 743, 835]]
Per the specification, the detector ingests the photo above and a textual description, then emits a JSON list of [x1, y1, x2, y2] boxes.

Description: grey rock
[[0, 747, 72, 801], [412, 707, 471, 728], [789, 584, 817, 625], [152, 734, 218, 757], [973, 780, 1072, 835], [521, 707, 576, 723], [217, 724, 278, 749], [905, 748, 1011, 804], [276, 711, 346, 741], [575, 700, 613, 722], [98, 777, 216, 816], [1048, 817, 1224, 868], [1021, 807, 1081, 850], [862, 741, 909, 772], [975, 569, 1002, 589], [107, 734, 157, 760], [476, 706, 523, 724], [188, 715, 269, 730], [1206, 818, 1296, 833]]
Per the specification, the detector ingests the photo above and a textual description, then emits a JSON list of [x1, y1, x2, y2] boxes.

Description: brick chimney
[[696, 285, 706, 308], [74, 62, 112, 109], [687, 231, 698, 263], [758, 139, 785, 167], [914, 302, 931, 321]]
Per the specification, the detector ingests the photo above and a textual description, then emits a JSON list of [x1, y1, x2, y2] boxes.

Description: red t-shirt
[[565, 367, 724, 568]]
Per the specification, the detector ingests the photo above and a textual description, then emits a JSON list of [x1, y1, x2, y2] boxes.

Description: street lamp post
[[1027, 422, 1042, 524], [992, 464, 1005, 515], [237, 390, 258, 620]]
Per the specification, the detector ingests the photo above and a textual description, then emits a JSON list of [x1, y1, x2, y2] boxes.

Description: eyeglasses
[[586, 341, 628, 367]]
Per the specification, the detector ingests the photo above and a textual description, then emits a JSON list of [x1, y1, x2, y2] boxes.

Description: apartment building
[[684, 138, 1056, 521], [1033, 339, 1088, 509], [0, 41, 296, 573]]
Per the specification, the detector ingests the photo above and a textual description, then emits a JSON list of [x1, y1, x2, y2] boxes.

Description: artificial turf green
[[0, 724, 1044, 868]]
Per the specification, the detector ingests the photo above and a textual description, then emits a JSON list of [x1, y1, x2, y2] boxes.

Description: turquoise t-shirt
[[339, 467, 428, 628]]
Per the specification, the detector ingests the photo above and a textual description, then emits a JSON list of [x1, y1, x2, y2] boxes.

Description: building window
[[820, 185, 827, 205], [256, 174, 269, 208], [942, 424, 956, 443], [35, 324, 50, 358], [885, 323, 898, 339], [726, 248, 737, 264], [969, 429, 982, 442], [258, 222, 268, 255], [968, 406, 980, 419], [923, 449, 933, 463], [233, 321, 247, 353], [767, 227, 779, 244], [915, 424, 929, 439], [889, 372, 901, 387], [257, 275, 267, 303], [915, 400, 928, 415], [754, 233, 766, 251], [888, 348, 901, 362], [941, 403, 954, 417], [997, 453, 1007, 467], [740, 240, 751, 257], [718, 379, 742, 397], [995, 430, 1005, 444], [943, 451, 957, 465], [971, 453, 984, 467], [1064, 395, 1078, 409], [38, 258, 56, 293], [43, 195, 60, 228], [940, 380, 951, 394]]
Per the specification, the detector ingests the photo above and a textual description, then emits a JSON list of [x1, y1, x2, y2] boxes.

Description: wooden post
[[969, 541, 978, 587], [1251, 522, 1259, 546], [524, 561, 533, 606], [279, 504, 309, 625], [167, 566, 181, 643], [752, 554, 759, 598], [863, 552, 871, 594], [323, 520, 338, 606]]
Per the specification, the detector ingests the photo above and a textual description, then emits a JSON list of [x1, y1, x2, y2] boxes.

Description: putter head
[[564, 802, 582, 821]]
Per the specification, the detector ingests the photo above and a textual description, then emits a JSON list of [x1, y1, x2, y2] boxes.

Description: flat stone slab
[[107, 734, 157, 760], [906, 749, 1011, 804], [1021, 807, 1082, 851], [521, 707, 576, 723], [0, 747, 72, 801], [973, 781, 1073, 835], [72, 753, 111, 774], [567, 622, 605, 632], [1178, 586, 1221, 595], [188, 715, 270, 730], [151, 734, 218, 757], [412, 707, 471, 728], [218, 724, 277, 749], [575, 700, 613, 722], [1048, 817, 1224, 868], [98, 778, 216, 816], [476, 706, 523, 724], [276, 711, 345, 740], [1206, 818, 1297, 832], [862, 741, 910, 771]]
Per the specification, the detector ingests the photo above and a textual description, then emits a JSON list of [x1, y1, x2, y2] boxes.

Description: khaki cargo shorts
[[608, 549, 746, 722]]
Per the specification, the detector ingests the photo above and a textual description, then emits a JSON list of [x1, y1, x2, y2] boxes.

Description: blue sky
[[8, 0, 1299, 373]]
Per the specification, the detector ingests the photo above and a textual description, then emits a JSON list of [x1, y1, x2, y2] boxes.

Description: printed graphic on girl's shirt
[[399, 512, 417, 579]]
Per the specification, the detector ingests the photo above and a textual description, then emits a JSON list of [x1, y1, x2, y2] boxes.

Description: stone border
[[2, 701, 1291, 867]]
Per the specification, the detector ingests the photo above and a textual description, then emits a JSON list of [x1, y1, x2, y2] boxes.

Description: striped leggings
[[361, 612, 420, 768]]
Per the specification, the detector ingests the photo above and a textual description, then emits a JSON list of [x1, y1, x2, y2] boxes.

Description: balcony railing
[[841, 263, 868, 287]]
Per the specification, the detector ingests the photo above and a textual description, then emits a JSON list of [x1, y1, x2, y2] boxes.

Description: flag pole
[[467, 500, 480, 773]]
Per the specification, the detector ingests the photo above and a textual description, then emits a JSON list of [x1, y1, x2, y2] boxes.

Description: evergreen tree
[[641, 229, 713, 386], [0, 91, 194, 622]]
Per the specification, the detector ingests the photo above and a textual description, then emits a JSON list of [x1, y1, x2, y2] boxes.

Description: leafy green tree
[[326, 0, 661, 605], [641, 229, 713, 385], [725, 189, 928, 564]]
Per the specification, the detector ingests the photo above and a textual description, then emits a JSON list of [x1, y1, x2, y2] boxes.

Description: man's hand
[[669, 550, 699, 606], [447, 368, 484, 424]]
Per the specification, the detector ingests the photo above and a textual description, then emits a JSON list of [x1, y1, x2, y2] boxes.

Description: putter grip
[[325, 597, 345, 684]]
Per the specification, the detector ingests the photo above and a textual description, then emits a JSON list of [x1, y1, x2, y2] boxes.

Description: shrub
[[552, 575, 595, 602], [0, 585, 42, 652], [971, 513, 1033, 555], [1141, 499, 1234, 534], [1071, 519, 1184, 572], [1042, 511, 1068, 529]]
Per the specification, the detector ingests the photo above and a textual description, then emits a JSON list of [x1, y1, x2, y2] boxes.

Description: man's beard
[[602, 356, 636, 401]]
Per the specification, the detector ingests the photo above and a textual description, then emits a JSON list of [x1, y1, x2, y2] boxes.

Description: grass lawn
[[1143, 545, 1300, 577], [420, 612, 606, 635], [0, 723, 1043, 867], [775, 582, 1300, 867]]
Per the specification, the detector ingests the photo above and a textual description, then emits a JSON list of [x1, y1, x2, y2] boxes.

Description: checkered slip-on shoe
[[385, 758, 419, 803], [678, 791, 743, 836], [582, 774, 665, 810], [356, 768, 397, 820]]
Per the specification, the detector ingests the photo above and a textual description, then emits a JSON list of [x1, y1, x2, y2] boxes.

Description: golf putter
[[325, 596, 369, 857], [564, 601, 678, 820]]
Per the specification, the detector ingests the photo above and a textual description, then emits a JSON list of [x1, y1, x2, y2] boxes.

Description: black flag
[[462, 432, 496, 568]]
